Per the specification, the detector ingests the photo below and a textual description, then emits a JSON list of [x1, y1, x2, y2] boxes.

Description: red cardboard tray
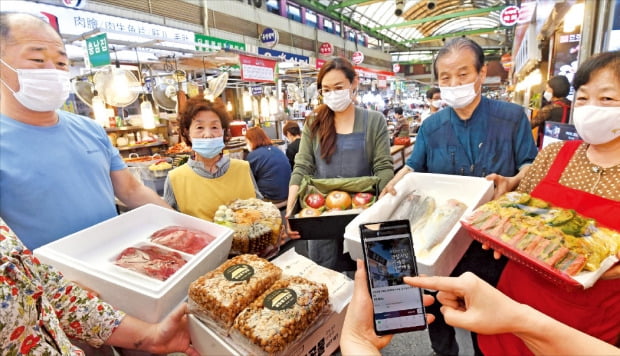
[[460, 220, 583, 290]]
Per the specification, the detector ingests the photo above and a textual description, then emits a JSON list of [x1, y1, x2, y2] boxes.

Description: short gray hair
[[433, 37, 485, 79], [0, 12, 54, 46]]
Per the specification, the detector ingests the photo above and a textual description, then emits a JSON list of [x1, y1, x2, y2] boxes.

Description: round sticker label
[[223, 264, 254, 282], [263, 288, 297, 310]]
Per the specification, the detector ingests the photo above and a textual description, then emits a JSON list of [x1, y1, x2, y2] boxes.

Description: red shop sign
[[351, 51, 364, 65], [319, 42, 333, 56], [316, 58, 326, 69], [239, 54, 277, 83], [500, 6, 520, 26]]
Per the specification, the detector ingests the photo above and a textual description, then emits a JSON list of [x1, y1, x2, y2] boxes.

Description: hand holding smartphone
[[359, 220, 427, 335]]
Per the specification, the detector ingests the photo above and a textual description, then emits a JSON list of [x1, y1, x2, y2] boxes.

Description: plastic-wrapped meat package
[[114, 245, 187, 281], [150, 225, 216, 254]]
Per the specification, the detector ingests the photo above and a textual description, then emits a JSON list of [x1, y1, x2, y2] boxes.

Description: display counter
[[391, 145, 405, 170]]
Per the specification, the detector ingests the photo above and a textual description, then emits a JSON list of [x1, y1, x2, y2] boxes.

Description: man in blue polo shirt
[[0, 13, 170, 250]]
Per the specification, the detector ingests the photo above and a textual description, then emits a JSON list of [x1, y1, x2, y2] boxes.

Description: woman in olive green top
[[285, 58, 394, 271]]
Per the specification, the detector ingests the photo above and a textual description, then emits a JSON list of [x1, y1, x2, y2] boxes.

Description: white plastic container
[[344, 173, 494, 276], [34, 204, 233, 323]]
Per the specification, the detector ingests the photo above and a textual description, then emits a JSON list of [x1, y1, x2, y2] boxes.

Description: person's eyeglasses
[[317, 85, 350, 96]]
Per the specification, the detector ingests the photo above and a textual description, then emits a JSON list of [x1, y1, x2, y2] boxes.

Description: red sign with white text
[[351, 51, 364, 64], [319, 42, 333, 56], [316, 58, 326, 69], [239, 54, 277, 83], [500, 6, 520, 26]]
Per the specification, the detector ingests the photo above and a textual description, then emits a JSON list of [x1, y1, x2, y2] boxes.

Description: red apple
[[304, 193, 325, 209], [298, 207, 321, 218], [325, 190, 352, 210], [352, 192, 375, 208]]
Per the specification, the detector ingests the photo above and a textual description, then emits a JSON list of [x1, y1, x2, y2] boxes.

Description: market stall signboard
[[319, 42, 333, 56], [351, 51, 365, 65], [500, 5, 520, 27], [194, 33, 246, 52], [239, 54, 277, 83], [260, 27, 279, 48], [85, 33, 110, 68]]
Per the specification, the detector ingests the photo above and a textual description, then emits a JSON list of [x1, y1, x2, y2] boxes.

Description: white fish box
[[344, 173, 494, 276], [34, 204, 233, 323]]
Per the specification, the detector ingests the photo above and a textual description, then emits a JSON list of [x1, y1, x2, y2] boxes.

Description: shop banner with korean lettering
[[239, 55, 277, 83], [194, 33, 246, 52], [85, 33, 110, 67]]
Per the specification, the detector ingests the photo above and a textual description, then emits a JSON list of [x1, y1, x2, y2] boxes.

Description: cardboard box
[[189, 307, 346, 356], [344, 173, 494, 276], [34, 204, 233, 323]]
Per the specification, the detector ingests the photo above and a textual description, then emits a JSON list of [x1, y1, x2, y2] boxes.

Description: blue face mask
[[192, 137, 225, 158]]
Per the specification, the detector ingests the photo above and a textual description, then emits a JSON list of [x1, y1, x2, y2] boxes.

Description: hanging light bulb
[[242, 89, 253, 113], [141, 99, 156, 129], [269, 95, 279, 115], [92, 92, 108, 127], [260, 96, 270, 118], [226, 101, 233, 111], [111, 68, 131, 101], [563, 3, 584, 33]]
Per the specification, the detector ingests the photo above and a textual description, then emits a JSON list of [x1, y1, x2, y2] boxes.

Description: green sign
[[86, 33, 110, 68], [194, 33, 246, 52]]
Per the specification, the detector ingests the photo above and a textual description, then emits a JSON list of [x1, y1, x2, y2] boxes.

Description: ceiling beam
[[375, 6, 504, 30], [404, 27, 509, 44], [292, 0, 409, 51], [328, 0, 383, 10]]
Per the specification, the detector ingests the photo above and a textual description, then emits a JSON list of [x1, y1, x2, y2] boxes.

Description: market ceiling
[[293, 0, 516, 61]]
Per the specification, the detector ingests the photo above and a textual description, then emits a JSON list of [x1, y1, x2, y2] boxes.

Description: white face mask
[[431, 99, 442, 108], [439, 79, 479, 109], [323, 89, 352, 112], [543, 91, 553, 102], [573, 105, 620, 145], [0, 58, 71, 112]]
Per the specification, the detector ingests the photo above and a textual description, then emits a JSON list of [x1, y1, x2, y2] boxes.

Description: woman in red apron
[[479, 51, 620, 355]]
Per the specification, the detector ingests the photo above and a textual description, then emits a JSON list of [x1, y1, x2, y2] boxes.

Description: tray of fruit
[[288, 176, 380, 240]]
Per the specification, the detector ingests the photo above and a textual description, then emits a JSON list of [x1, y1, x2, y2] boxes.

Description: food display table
[[390, 145, 405, 171]]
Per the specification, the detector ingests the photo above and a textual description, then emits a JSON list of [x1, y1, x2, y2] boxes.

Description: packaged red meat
[[114, 245, 187, 281], [150, 225, 216, 254]]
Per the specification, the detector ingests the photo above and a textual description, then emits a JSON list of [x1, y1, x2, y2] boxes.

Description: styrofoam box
[[344, 173, 494, 276], [189, 307, 347, 356], [34, 204, 233, 323]]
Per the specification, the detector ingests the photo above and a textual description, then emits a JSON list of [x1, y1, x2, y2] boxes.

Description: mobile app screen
[[362, 232, 426, 332]]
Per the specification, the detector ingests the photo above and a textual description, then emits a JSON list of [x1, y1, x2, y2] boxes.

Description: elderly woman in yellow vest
[[164, 97, 261, 221]]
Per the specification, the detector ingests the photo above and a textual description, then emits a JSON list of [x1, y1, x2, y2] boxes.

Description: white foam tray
[[344, 172, 494, 276], [34, 204, 233, 323]]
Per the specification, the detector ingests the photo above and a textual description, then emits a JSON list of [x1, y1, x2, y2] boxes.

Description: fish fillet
[[413, 199, 468, 253]]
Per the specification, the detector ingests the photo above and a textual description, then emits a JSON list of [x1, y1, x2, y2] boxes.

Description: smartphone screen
[[359, 220, 427, 335]]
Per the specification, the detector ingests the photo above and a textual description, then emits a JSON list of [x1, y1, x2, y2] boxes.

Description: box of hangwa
[[188, 249, 353, 355], [34, 204, 233, 323], [344, 172, 494, 276]]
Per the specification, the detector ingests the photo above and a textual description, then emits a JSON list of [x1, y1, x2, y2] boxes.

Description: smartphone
[[359, 219, 427, 335]]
